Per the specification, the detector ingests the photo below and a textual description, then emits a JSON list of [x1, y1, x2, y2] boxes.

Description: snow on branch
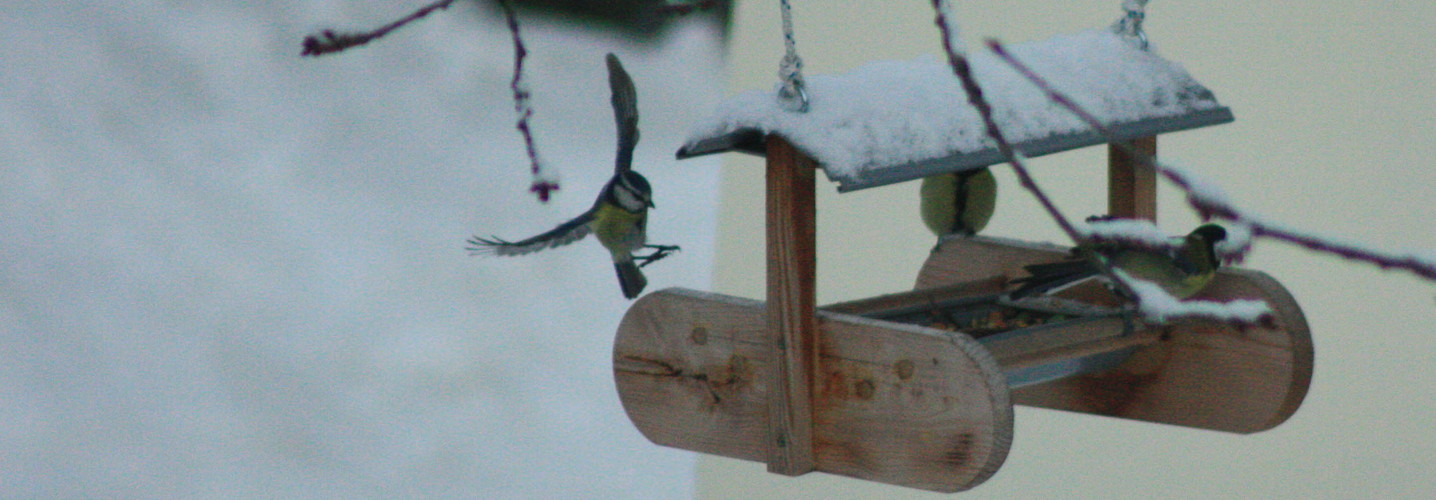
[[1119, 270, 1273, 325], [1077, 218, 1175, 249], [1078, 217, 1254, 263], [988, 38, 1436, 284], [928, 3, 1270, 325], [1077, 218, 1272, 324]]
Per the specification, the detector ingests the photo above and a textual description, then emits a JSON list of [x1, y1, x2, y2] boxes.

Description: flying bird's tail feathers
[[615, 259, 647, 299]]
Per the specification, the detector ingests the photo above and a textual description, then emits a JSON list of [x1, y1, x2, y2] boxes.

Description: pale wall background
[[699, 1, 1436, 498]]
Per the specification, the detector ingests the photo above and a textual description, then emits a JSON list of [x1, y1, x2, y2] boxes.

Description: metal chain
[[777, 0, 809, 112], [1110, 0, 1150, 50]]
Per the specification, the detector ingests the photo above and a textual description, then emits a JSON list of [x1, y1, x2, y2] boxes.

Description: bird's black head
[[1191, 223, 1228, 269], [610, 170, 654, 210], [1192, 224, 1227, 244]]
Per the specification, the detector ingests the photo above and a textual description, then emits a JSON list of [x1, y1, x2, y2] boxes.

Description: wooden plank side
[[1012, 268, 1313, 433], [915, 237, 1314, 433], [914, 235, 1073, 291], [764, 135, 819, 475], [612, 290, 770, 462], [613, 288, 1014, 492], [812, 311, 1012, 491], [822, 276, 1008, 317]]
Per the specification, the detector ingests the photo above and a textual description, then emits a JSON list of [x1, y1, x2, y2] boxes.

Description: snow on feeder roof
[[676, 29, 1233, 192]]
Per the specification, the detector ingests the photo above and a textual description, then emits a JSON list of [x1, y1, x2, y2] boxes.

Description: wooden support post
[[763, 135, 818, 475], [1108, 136, 1157, 221]]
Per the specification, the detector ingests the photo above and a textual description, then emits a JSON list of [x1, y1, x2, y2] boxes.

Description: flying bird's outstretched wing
[[466, 210, 596, 256], [606, 53, 640, 175]]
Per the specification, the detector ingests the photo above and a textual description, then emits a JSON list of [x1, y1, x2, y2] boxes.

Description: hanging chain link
[[777, 0, 809, 112], [1110, 0, 1150, 50]]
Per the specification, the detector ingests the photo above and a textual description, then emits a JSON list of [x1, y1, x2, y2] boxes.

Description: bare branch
[[300, 0, 459, 57], [928, 1, 1141, 304], [988, 38, 1436, 283], [928, 3, 1085, 244], [1121, 273, 1275, 326], [495, 0, 559, 202], [928, 13, 1273, 325]]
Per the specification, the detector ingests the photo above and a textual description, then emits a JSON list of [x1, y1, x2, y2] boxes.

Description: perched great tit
[[1010, 223, 1228, 300], [467, 53, 677, 299], [920, 167, 997, 238]]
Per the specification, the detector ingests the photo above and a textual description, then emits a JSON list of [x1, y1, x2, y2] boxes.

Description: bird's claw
[[636, 244, 680, 268]]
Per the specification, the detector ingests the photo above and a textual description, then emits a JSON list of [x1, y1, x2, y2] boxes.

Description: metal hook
[[1128, 9, 1149, 50], [778, 81, 809, 113], [1113, 5, 1150, 50]]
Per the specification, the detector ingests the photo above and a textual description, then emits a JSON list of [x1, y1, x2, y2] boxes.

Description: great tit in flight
[[1010, 223, 1228, 300], [467, 53, 677, 299], [920, 167, 997, 238]]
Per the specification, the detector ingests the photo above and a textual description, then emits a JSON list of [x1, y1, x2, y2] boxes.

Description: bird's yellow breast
[[593, 202, 646, 258], [920, 174, 959, 236], [920, 168, 997, 236], [1111, 251, 1215, 299]]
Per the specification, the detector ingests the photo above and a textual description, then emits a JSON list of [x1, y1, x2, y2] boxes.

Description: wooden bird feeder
[[612, 30, 1312, 493]]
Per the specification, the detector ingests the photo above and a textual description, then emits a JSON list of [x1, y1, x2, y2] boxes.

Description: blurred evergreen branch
[[301, 0, 729, 57]]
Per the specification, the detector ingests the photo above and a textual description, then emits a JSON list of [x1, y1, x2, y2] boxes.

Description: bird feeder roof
[[676, 29, 1233, 192]]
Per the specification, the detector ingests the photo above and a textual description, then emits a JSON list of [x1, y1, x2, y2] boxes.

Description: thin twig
[[928, 6, 1266, 323], [929, 3, 1082, 244], [929, 1, 1139, 303], [301, 0, 458, 56], [1246, 219, 1436, 280], [301, 0, 560, 202], [497, 0, 559, 202], [988, 38, 1436, 282]]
